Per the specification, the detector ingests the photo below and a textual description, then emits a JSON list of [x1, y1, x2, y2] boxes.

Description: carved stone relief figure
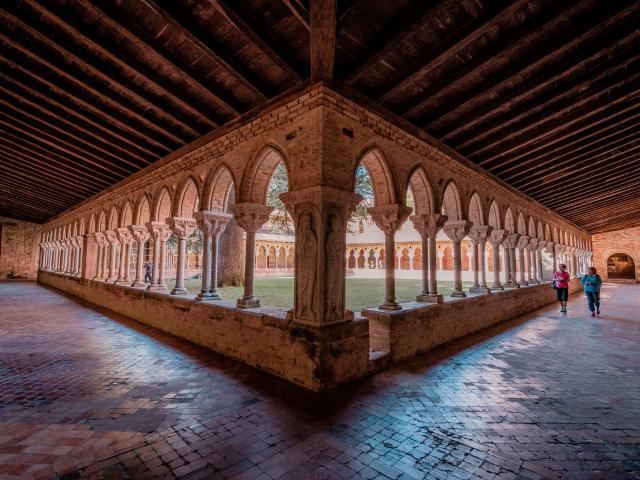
[[296, 209, 318, 321], [324, 210, 344, 320]]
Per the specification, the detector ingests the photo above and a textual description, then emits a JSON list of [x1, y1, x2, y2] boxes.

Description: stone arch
[[287, 247, 295, 268], [488, 200, 501, 229], [607, 252, 636, 280], [119, 200, 133, 227], [504, 207, 515, 233], [544, 224, 551, 242], [357, 146, 396, 206], [400, 248, 410, 270], [204, 164, 236, 212], [257, 245, 267, 270], [412, 246, 422, 270], [347, 249, 356, 269], [107, 205, 119, 230], [407, 166, 435, 215], [267, 246, 277, 269], [174, 176, 201, 218], [537, 221, 544, 240], [528, 217, 536, 237], [97, 210, 107, 232], [441, 180, 463, 220], [468, 192, 484, 225], [134, 193, 152, 225], [357, 248, 366, 269], [71, 221, 78, 237], [152, 187, 173, 222], [87, 213, 96, 234], [442, 245, 454, 271], [241, 144, 289, 204], [78, 217, 86, 235], [277, 247, 287, 269], [367, 249, 376, 269], [517, 212, 527, 235]]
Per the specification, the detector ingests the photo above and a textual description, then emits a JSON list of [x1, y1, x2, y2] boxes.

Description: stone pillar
[[79, 234, 96, 280], [128, 226, 150, 288], [194, 211, 233, 301], [410, 213, 447, 303], [104, 230, 119, 282], [167, 217, 197, 295], [516, 235, 530, 287], [443, 220, 472, 298], [115, 228, 133, 286], [93, 233, 106, 280], [468, 225, 493, 294], [369, 204, 412, 310], [280, 187, 361, 323], [535, 240, 547, 282], [230, 203, 274, 308], [488, 230, 506, 290], [503, 233, 520, 288], [145, 222, 172, 293], [527, 238, 540, 284]]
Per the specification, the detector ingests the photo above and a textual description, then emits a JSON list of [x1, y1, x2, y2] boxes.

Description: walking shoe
[[596, 309, 600, 316], [591, 312, 596, 317]]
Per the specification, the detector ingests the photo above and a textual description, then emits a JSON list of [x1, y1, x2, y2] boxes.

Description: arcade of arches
[[31, 86, 598, 391]]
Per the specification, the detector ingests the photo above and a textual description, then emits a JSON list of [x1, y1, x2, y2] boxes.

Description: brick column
[[230, 203, 274, 308], [410, 213, 447, 303], [517, 235, 530, 287], [443, 220, 472, 298], [145, 222, 172, 293], [128, 226, 150, 288], [369, 204, 412, 310], [116, 228, 133, 286], [468, 225, 493, 294], [167, 217, 197, 295], [194, 211, 232, 301]]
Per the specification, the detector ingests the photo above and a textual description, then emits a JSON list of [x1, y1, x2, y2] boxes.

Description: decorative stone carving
[[468, 225, 493, 243], [516, 235, 530, 251], [128, 225, 151, 288], [410, 213, 447, 303], [229, 203, 274, 233], [368, 204, 412, 235], [443, 220, 473, 243], [167, 217, 197, 239], [193, 211, 233, 301], [443, 220, 473, 298], [145, 222, 173, 292], [468, 225, 493, 294]]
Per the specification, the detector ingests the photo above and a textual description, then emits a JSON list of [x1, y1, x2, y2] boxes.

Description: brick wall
[[0, 217, 41, 280], [592, 227, 640, 282]]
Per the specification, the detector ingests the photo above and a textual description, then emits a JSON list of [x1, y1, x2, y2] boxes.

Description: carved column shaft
[[443, 220, 472, 298], [168, 217, 197, 295], [410, 213, 447, 303], [469, 225, 493, 294], [145, 222, 172, 292], [194, 211, 232, 301]]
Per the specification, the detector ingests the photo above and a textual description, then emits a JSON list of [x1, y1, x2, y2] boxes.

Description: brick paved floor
[[0, 282, 638, 480]]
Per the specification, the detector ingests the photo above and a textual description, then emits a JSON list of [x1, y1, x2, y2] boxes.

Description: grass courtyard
[[171, 277, 472, 312]]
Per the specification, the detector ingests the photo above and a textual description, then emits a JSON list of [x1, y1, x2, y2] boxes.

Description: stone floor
[[0, 283, 638, 480]]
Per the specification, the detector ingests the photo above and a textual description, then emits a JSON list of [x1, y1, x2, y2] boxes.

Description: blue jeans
[[585, 291, 600, 312]]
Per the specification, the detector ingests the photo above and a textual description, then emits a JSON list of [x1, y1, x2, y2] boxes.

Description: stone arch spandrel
[[174, 175, 201, 218], [241, 144, 289, 204], [152, 187, 173, 222], [134, 193, 152, 225], [407, 166, 435, 215], [107, 206, 119, 230], [441, 180, 464, 220], [204, 164, 236, 212], [357, 147, 397, 206], [119, 200, 133, 227]]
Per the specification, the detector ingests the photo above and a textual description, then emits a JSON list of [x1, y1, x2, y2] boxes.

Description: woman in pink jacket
[[553, 263, 571, 313]]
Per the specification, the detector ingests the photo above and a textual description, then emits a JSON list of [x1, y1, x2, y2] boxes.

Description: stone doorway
[[607, 253, 636, 280]]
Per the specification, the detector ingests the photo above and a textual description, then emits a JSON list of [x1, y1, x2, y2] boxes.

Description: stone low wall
[[38, 272, 369, 392], [364, 279, 581, 364]]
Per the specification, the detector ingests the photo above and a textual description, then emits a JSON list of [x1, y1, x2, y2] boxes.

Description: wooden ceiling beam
[[0, 183, 77, 210], [0, 195, 61, 216], [281, 0, 310, 30], [310, 0, 336, 82], [208, 0, 303, 81], [0, 167, 87, 204], [1, 8, 211, 137]]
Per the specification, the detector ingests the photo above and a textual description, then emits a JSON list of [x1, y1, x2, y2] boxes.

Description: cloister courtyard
[[1, 1, 640, 479]]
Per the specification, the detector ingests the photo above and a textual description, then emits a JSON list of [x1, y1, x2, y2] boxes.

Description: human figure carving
[[325, 211, 343, 320], [297, 211, 317, 321]]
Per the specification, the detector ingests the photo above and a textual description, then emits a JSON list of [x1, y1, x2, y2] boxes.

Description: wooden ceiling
[[1, 0, 639, 233]]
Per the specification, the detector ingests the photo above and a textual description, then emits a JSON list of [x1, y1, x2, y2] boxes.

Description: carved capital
[[94, 232, 107, 247], [145, 221, 173, 243], [468, 225, 494, 243], [527, 238, 539, 251], [516, 235, 530, 251], [536, 239, 547, 251], [116, 227, 133, 246], [167, 217, 197, 240], [230, 203, 274, 233], [409, 213, 448, 238], [503, 232, 520, 249], [368, 204, 412, 235], [128, 225, 150, 244], [104, 230, 119, 246], [442, 220, 473, 242], [488, 229, 507, 247], [193, 210, 233, 237]]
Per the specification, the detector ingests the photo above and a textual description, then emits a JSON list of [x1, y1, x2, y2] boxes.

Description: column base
[[528, 279, 541, 285], [132, 282, 148, 289], [491, 283, 504, 290], [518, 280, 529, 287], [170, 287, 188, 295], [147, 284, 169, 293], [416, 293, 443, 304], [116, 280, 132, 286], [469, 286, 491, 294], [93, 276, 105, 282], [504, 282, 520, 289], [237, 296, 260, 308], [379, 300, 402, 310], [196, 290, 221, 301], [450, 290, 467, 298], [106, 277, 117, 283]]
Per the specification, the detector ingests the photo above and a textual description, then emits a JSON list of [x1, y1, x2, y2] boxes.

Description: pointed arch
[[134, 193, 152, 225], [204, 164, 236, 212], [407, 166, 434, 215], [97, 210, 107, 232], [357, 146, 396, 206], [152, 186, 173, 222], [119, 200, 133, 227], [537, 220, 544, 240], [78, 217, 86, 235], [504, 207, 515, 233], [488, 201, 501, 229], [174, 175, 201, 217], [528, 217, 536, 237], [517, 212, 527, 235], [241, 144, 289, 204], [468, 192, 484, 225], [107, 205, 119, 230], [88, 213, 96, 234], [441, 180, 463, 221]]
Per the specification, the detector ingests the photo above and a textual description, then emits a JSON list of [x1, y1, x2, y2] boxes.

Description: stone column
[[488, 230, 506, 290], [230, 203, 274, 308], [104, 230, 119, 282], [443, 220, 472, 298], [146, 222, 173, 293], [503, 233, 520, 288], [410, 213, 447, 303], [194, 211, 233, 301], [468, 225, 493, 294], [115, 228, 133, 286], [93, 233, 106, 280], [527, 238, 540, 284], [535, 240, 546, 282], [369, 204, 412, 310], [516, 235, 530, 287], [167, 217, 197, 295], [280, 187, 362, 323], [128, 226, 150, 288]]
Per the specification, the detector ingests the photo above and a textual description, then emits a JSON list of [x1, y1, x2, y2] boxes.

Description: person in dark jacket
[[580, 267, 602, 317], [144, 261, 152, 283]]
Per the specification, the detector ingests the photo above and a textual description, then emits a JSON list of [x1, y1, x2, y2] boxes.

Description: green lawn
[[171, 277, 471, 312]]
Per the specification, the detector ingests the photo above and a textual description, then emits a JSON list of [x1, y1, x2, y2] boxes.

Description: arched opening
[[441, 181, 462, 221], [607, 253, 636, 279]]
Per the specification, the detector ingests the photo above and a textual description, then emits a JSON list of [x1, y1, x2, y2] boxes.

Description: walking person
[[144, 261, 152, 284], [553, 263, 570, 313], [580, 267, 602, 317]]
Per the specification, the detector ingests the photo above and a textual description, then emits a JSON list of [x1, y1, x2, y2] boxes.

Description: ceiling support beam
[[310, 0, 336, 82]]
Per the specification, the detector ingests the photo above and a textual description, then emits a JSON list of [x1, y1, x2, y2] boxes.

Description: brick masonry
[[592, 226, 640, 282], [0, 216, 41, 280]]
